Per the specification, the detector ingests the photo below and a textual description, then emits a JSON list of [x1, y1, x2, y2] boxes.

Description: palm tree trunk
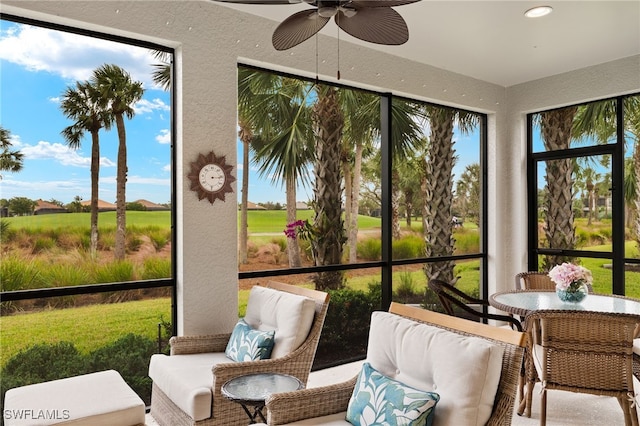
[[392, 169, 402, 240], [114, 114, 127, 261], [90, 131, 100, 258], [348, 141, 364, 262], [541, 107, 578, 268], [423, 110, 456, 284], [239, 125, 251, 265], [286, 175, 302, 267], [312, 86, 345, 290]]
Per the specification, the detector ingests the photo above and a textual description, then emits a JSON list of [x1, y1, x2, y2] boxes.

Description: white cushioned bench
[[3, 370, 145, 426]]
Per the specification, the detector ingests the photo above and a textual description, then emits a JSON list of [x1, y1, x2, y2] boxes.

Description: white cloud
[[20, 140, 116, 168], [0, 23, 164, 88], [136, 98, 170, 115], [155, 129, 171, 144], [162, 164, 171, 172]]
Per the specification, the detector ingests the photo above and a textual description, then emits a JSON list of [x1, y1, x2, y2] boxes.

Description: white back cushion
[[366, 311, 504, 426], [244, 285, 316, 359]]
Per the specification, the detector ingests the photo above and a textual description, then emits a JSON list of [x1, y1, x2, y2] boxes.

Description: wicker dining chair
[[428, 279, 523, 331], [515, 271, 594, 293], [526, 310, 639, 426]]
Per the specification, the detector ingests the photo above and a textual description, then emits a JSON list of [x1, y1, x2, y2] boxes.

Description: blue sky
[[0, 20, 171, 205], [0, 19, 483, 208]]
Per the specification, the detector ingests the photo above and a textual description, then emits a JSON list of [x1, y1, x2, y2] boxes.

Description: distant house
[[133, 199, 169, 211], [296, 202, 311, 210], [245, 202, 267, 210], [80, 199, 117, 212], [34, 199, 68, 215]]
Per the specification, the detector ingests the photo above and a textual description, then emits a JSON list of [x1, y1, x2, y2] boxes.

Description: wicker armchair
[[526, 310, 639, 426], [148, 281, 329, 426], [260, 303, 526, 426]]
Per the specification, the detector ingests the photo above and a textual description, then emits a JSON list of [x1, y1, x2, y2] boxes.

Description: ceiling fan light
[[524, 6, 553, 18], [318, 6, 337, 18]]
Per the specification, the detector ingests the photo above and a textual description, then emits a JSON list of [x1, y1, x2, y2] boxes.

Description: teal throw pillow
[[346, 362, 439, 426], [225, 319, 275, 362]]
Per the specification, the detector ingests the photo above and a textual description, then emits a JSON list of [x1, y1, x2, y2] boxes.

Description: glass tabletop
[[221, 373, 303, 404], [490, 290, 640, 316]]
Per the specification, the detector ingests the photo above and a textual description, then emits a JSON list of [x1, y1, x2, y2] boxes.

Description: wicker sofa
[[148, 281, 329, 426], [258, 302, 527, 426]]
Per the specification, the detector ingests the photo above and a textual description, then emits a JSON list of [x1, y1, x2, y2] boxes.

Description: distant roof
[[133, 199, 166, 209], [80, 199, 116, 208], [35, 199, 65, 211], [296, 202, 311, 210], [246, 202, 266, 210]]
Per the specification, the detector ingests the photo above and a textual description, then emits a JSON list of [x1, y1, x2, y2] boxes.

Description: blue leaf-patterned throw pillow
[[346, 363, 440, 426], [225, 319, 275, 362]]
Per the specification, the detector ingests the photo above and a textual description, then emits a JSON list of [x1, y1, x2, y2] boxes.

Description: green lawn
[[0, 298, 171, 367], [3, 210, 382, 234]]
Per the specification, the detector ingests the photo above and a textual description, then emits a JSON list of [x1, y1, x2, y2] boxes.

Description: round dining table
[[489, 289, 640, 418], [489, 289, 640, 318]]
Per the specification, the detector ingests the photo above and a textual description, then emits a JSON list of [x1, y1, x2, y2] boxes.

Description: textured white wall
[[2, 1, 638, 332]]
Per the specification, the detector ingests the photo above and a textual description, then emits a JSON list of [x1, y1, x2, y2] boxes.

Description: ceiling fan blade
[[350, 0, 421, 8], [272, 10, 330, 50], [336, 7, 409, 45], [210, 0, 302, 4]]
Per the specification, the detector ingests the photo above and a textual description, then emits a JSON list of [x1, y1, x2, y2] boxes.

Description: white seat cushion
[[148, 352, 229, 421], [366, 311, 504, 426], [244, 285, 316, 358], [3, 370, 144, 426], [633, 338, 640, 355]]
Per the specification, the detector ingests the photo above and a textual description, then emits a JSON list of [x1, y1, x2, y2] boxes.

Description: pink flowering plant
[[283, 219, 315, 241], [548, 262, 593, 292]]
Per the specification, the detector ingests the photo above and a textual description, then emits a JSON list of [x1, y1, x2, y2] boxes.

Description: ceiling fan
[[211, 0, 422, 51]]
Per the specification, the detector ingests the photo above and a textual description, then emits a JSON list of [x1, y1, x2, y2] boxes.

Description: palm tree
[[573, 96, 640, 249], [0, 126, 24, 177], [422, 106, 478, 284], [540, 106, 579, 269], [60, 81, 111, 256], [92, 64, 144, 260], [239, 69, 315, 268], [312, 84, 346, 289]]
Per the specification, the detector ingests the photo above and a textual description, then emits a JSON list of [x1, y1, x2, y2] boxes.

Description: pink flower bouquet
[[548, 262, 593, 292]]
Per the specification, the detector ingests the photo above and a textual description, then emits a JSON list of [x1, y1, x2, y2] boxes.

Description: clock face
[[199, 163, 226, 193], [187, 152, 235, 204]]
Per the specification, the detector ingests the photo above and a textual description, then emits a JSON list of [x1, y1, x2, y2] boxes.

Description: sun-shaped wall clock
[[187, 151, 235, 204]]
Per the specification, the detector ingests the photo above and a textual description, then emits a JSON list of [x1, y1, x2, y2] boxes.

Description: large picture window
[[528, 94, 640, 296], [236, 65, 487, 367], [0, 15, 175, 406]]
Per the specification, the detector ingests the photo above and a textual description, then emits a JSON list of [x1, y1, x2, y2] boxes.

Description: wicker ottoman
[[3, 370, 145, 426]]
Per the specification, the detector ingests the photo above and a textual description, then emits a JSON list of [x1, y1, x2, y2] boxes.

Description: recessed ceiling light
[[524, 6, 553, 18]]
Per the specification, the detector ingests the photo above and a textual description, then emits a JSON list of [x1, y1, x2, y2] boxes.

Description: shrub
[[31, 236, 55, 254], [89, 334, 157, 405], [392, 235, 424, 259], [93, 260, 135, 283], [149, 229, 171, 251], [357, 238, 381, 260], [315, 283, 381, 368], [393, 272, 423, 304], [0, 256, 44, 292], [0, 342, 89, 413], [142, 257, 171, 279]]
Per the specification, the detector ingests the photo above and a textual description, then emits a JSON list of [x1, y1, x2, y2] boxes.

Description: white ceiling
[[214, 0, 640, 87]]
